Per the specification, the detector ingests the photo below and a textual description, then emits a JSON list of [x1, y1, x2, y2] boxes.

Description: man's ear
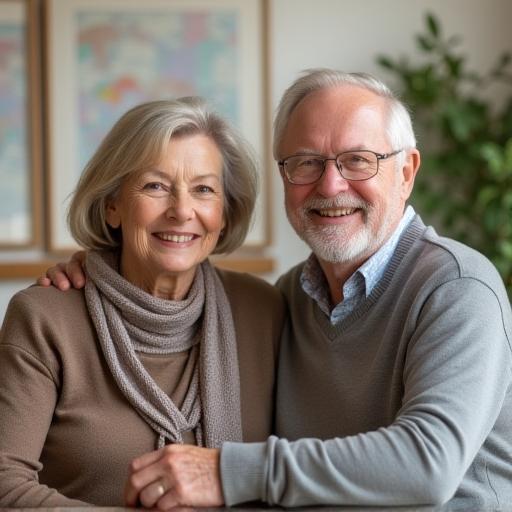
[[400, 149, 421, 201], [105, 199, 121, 229]]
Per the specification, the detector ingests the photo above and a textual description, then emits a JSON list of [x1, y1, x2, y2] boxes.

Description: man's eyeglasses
[[278, 149, 404, 185]]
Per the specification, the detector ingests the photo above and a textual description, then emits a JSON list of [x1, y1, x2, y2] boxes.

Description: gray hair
[[273, 68, 416, 160], [68, 97, 258, 254]]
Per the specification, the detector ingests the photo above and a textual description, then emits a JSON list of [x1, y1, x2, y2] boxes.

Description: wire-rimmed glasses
[[278, 149, 403, 185]]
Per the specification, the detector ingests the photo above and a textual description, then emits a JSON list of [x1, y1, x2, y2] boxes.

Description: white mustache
[[302, 195, 371, 212]]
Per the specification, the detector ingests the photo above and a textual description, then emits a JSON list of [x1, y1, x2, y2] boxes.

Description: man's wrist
[[220, 441, 268, 506]]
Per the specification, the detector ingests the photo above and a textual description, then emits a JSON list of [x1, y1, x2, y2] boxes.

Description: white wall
[[1, 0, 511, 318]]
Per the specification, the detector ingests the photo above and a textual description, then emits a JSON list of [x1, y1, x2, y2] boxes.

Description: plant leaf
[[426, 13, 440, 37], [417, 35, 434, 52], [376, 56, 396, 70]]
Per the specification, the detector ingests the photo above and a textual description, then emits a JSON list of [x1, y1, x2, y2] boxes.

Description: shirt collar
[[358, 205, 415, 297]]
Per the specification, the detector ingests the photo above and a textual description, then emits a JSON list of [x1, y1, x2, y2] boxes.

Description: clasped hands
[[124, 444, 224, 510]]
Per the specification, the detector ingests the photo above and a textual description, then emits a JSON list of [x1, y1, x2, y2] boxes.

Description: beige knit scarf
[[84, 250, 242, 448]]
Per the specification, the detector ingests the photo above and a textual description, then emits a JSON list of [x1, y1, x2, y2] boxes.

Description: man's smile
[[314, 207, 358, 217]]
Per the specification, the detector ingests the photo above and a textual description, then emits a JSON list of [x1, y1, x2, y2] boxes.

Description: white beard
[[286, 193, 401, 264], [301, 222, 375, 263]]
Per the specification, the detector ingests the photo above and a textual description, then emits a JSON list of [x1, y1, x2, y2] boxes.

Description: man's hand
[[124, 444, 224, 510], [36, 251, 87, 290]]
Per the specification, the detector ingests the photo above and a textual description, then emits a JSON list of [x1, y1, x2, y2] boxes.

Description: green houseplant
[[377, 13, 512, 298]]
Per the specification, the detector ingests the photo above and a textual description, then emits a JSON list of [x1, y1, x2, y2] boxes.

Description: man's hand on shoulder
[[36, 251, 87, 290]]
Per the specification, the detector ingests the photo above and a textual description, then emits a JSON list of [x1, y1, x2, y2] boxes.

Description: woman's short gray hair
[[68, 97, 258, 254], [273, 68, 416, 161]]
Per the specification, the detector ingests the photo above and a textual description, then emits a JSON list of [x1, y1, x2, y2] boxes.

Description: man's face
[[278, 85, 417, 267]]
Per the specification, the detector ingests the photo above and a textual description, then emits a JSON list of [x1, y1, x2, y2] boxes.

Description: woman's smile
[[154, 232, 196, 243]]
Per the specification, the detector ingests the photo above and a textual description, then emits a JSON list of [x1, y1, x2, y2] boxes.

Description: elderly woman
[[0, 98, 286, 507]]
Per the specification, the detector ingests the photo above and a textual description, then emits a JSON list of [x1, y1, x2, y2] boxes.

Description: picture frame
[[44, 0, 270, 253], [0, 0, 42, 248]]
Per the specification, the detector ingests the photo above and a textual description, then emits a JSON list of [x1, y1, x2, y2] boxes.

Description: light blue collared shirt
[[301, 206, 416, 324]]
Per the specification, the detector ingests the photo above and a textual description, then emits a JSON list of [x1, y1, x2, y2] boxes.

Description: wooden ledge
[[0, 257, 275, 280]]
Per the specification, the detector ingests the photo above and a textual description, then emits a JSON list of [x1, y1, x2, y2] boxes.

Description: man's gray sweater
[[221, 216, 512, 508]]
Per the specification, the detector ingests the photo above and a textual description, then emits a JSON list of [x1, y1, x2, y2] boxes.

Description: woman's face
[[106, 134, 225, 297]]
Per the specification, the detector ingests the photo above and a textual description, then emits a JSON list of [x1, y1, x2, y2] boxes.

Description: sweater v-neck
[[312, 217, 428, 341]]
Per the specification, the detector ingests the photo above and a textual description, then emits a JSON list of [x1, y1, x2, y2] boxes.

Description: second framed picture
[[45, 0, 269, 253], [0, 0, 42, 248]]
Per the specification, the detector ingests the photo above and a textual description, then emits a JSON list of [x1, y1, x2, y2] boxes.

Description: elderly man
[[43, 69, 512, 509]]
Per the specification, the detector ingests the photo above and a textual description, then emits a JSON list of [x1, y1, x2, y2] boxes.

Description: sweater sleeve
[[220, 277, 512, 506], [0, 291, 89, 507]]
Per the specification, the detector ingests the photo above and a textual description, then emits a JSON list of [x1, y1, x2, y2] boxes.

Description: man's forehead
[[294, 85, 386, 116], [283, 87, 386, 149]]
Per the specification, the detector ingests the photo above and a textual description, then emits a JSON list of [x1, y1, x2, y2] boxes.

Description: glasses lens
[[338, 151, 378, 180], [285, 155, 324, 184]]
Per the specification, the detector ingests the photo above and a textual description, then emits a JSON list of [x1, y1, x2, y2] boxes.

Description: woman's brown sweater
[[0, 268, 286, 507]]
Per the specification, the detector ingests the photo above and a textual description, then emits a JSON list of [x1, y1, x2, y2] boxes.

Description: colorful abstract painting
[[76, 9, 238, 172]]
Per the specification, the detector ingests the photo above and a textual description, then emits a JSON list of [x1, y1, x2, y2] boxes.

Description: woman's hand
[[124, 444, 224, 510], [36, 251, 87, 290]]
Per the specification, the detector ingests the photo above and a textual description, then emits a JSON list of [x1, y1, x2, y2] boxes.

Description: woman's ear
[[105, 199, 121, 229]]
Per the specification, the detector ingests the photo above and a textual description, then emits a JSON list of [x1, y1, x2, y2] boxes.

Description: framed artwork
[[0, 0, 41, 248], [44, 0, 269, 253]]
